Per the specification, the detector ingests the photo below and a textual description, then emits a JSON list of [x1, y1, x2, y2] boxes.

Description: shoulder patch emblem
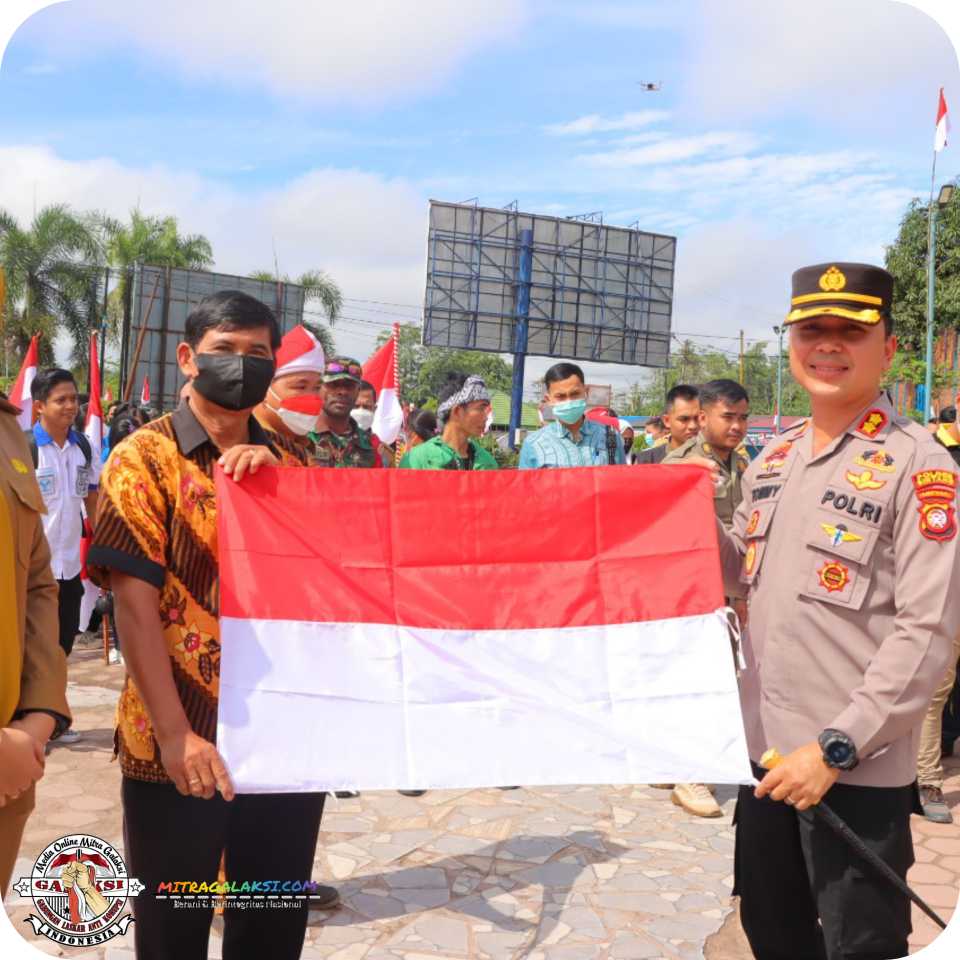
[[762, 441, 792, 473], [912, 469, 958, 542], [856, 409, 888, 438], [820, 522, 863, 547], [854, 449, 895, 472], [818, 560, 850, 593], [845, 469, 886, 491]]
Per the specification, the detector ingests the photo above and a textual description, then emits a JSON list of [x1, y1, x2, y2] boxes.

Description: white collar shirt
[[33, 423, 101, 580]]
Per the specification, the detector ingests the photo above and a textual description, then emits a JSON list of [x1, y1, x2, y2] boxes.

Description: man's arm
[[15, 494, 70, 739], [111, 574, 234, 801], [517, 439, 538, 470]]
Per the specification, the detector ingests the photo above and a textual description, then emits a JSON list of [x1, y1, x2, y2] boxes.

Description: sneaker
[[56, 729, 82, 745], [671, 783, 723, 818], [108, 648, 122, 664], [334, 791, 360, 799], [920, 785, 953, 824], [398, 790, 427, 797], [310, 884, 340, 910]]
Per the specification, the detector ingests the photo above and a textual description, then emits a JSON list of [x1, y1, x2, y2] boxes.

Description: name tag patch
[[36, 468, 56, 500], [821, 488, 883, 525]]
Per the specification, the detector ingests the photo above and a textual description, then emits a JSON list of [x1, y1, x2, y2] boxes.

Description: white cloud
[[544, 110, 669, 136], [34, 0, 530, 103], [578, 131, 760, 167], [683, 0, 958, 128], [0, 145, 429, 359]]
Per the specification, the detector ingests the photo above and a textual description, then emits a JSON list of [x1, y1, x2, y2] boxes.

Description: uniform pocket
[[798, 545, 872, 610], [8, 471, 46, 569]]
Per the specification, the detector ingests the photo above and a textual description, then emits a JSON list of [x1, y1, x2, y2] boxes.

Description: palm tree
[[249, 268, 341, 357], [96, 209, 215, 346], [0, 204, 101, 369]]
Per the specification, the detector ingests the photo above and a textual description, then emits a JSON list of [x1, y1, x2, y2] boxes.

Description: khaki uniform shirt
[[717, 397, 960, 787], [664, 435, 749, 529], [0, 397, 69, 730]]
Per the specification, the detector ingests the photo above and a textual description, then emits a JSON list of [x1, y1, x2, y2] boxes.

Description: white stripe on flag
[[217, 612, 751, 793]]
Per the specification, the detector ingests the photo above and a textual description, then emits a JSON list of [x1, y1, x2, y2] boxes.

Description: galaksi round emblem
[[12, 834, 143, 948]]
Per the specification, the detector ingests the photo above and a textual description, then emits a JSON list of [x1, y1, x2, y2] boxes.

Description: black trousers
[[57, 574, 83, 656], [734, 763, 918, 960], [122, 777, 325, 960]]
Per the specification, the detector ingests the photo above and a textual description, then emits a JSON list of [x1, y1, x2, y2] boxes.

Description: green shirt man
[[399, 435, 497, 471]]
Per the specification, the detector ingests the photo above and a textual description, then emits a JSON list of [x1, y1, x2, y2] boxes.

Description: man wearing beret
[[714, 263, 960, 959]]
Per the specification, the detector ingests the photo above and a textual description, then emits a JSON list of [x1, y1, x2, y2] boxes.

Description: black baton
[[761, 749, 947, 930]]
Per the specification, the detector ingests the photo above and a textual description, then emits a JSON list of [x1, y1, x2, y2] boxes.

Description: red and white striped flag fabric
[[936, 87, 950, 152], [363, 325, 403, 444], [139, 376, 150, 406], [79, 333, 104, 631], [10, 334, 39, 430], [216, 465, 750, 793]]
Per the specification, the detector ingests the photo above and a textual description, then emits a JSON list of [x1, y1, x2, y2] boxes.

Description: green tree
[[249, 268, 341, 358], [374, 323, 513, 403], [0, 204, 101, 368], [885, 181, 960, 350]]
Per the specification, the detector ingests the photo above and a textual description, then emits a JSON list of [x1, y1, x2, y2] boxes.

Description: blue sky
[[2, 0, 959, 392]]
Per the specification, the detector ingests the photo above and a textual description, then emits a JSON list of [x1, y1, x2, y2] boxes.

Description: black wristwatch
[[818, 728, 859, 771]]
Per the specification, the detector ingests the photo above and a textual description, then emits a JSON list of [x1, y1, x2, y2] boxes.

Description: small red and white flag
[[362, 324, 403, 445], [79, 333, 105, 632], [103, 383, 114, 405], [216, 465, 750, 792], [139, 376, 150, 406], [10, 335, 39, 430], [935, 87, 950, 153]]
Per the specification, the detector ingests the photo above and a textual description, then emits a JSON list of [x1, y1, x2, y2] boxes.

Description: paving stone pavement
[[4, 644, 959, 959]]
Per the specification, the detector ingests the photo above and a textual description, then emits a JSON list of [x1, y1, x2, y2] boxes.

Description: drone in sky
[[637, 81, 662, 92]]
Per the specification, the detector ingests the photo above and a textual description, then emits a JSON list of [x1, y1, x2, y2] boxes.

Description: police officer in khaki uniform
[[715, 264, 960, 960], [0, 393, 71, 895], [663, 378, 750, 527]]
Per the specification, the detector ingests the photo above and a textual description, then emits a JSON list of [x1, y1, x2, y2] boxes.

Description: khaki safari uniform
[[663, 436, 749, 529], [0, 396, 70, 895]]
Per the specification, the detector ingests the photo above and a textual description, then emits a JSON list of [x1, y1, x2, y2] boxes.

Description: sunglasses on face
[[325, 362, 363, 377]]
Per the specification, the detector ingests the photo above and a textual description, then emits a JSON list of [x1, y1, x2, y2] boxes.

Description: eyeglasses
[[325, 362, 362, 376]]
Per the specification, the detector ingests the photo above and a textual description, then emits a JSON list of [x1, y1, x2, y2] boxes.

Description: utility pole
[[739, 330, 745, 384]]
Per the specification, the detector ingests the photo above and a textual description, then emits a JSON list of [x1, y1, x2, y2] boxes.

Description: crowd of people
[[2, 260, 960, 960]]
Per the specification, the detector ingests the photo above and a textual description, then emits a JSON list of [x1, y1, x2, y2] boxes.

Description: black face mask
[[191, 353, 276, 411]]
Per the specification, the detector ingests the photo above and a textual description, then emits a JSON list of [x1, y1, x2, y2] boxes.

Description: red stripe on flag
[[217, 466, 724, 630]]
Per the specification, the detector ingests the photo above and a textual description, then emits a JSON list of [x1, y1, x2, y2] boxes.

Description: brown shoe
[[919, 785, 953, 824], [671, 783, 723, 818]]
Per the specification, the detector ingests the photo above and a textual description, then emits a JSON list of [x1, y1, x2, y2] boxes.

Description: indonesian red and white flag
[[10, 335, 39, 430], [79, 333, 105, 631], [216, 465, 751, 793], [139, 376, 150, 406], [362, 325, 403, 444], [936, 87, 950, 153]]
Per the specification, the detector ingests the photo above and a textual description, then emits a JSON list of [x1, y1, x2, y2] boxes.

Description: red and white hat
[[274, 326, 325, 379]]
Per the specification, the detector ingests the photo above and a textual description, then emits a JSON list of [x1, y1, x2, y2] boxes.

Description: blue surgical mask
[[552, 399, 587, 424]]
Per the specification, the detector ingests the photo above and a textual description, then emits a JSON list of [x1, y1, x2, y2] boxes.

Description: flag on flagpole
[[9, 335, 40, 430], [79, 333, 105, 632], [216, 465, 751, 793], [363, 323, 403, 444], [139, 376, 150, 406], [935, 87, 950, 152]]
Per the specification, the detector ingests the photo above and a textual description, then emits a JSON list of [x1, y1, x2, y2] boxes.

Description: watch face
[[825, 740, 851, 766]]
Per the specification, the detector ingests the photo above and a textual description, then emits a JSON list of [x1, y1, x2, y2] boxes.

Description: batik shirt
[[87, 401, 305, 783]]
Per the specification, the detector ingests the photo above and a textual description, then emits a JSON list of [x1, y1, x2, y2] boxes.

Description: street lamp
[[773, 325, 784, 434], [924, 183, 955, 419]]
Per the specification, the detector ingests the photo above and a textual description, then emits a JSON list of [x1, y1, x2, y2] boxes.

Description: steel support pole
[[509, 229, 534, 450], [924, 204, 938, 419], [775, 325, 784, 434]]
